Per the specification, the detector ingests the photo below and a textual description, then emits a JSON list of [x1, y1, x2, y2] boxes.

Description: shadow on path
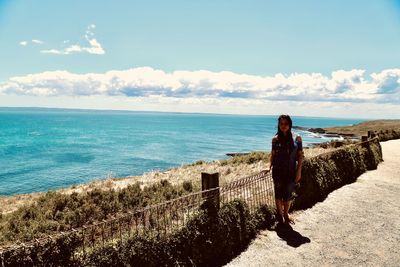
[[274, 222, 311, 248]]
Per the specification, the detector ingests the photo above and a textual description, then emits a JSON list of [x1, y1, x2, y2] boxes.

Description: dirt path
[[225, 139, 400, 267]]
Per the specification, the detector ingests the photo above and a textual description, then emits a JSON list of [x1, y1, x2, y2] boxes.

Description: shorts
[[273, 178, 297, 201]]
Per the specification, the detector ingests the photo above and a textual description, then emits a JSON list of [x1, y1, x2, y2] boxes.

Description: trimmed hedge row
[[1, 200, 275, 267], [292, 138, 383, 210], [80, 200, 275, 267], [375, 129, 400, 142]]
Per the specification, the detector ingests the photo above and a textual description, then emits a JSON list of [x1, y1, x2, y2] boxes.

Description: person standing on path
[[268, 114, 304, 224]]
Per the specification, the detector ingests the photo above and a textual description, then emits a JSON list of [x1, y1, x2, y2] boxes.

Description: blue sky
[[0, 0, 399, 118]]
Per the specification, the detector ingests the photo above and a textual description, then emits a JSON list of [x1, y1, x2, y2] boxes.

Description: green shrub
[[376, 129, 400, 141], [220, 151, 270, 166], [292, 139, 383, 210], [189, 160, 206, 166], [182, 180, 193, 192], [2, 231, 82, 267], [0, 180, 188, 246], [79, 199, 275, 267]]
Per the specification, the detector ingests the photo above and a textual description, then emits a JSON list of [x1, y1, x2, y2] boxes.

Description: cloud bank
[[0, 67, 399, 105]]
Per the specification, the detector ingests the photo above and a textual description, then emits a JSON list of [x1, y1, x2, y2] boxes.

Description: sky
[[0, 0, 399, 119]]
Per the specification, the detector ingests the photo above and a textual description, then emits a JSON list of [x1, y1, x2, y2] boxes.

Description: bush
[[376, 129, 400, 141], [182, 180, 193, 192], [1, 199, 275, 266], [292, 138, 383, 210], [220, 151, 270, 166], [79, 199, 275, 267], [0, 180, 188, 246], [2, 231, 82, 267]]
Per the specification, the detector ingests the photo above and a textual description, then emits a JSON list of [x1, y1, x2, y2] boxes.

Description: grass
[[323, 119, 400, 136]]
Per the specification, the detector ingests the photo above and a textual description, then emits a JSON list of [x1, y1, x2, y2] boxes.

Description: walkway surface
[[225, 139, 400, 267]]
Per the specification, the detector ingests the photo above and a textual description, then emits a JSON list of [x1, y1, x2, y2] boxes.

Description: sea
[[0, 108, 368, 196]]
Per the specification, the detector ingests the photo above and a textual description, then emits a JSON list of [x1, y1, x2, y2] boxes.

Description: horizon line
[[0, 105, 379, 121]]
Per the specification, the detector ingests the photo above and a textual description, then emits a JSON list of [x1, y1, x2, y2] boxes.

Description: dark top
[[271, 134, 303, 183]]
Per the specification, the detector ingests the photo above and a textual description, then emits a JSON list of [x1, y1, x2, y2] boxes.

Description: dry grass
[[323, 119, 400, 136]]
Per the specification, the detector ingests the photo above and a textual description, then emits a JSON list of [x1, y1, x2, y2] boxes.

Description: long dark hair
[[275, 114, 295, 152]]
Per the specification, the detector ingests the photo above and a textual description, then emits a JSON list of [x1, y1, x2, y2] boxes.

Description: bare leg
[[283, 199, 295, 224], [275, 198, 284, 223]]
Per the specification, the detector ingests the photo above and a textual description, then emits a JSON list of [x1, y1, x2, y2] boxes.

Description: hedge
[[1, 199, 275, 267], [292, 138, 383, 210], [375, 129, 400, 142]]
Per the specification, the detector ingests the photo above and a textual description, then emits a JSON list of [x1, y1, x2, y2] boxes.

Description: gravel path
[[225, 139, 400, 267]]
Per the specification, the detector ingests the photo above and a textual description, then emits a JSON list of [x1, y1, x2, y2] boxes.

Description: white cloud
[[40, 24, 105, 55], [42, 49, 63, 54], [0, 67, 399, 106], [19, 39, 44, 46], [83, 38, 104, 54], [31, 39, 44, 44], [371, 69, 400, 94]]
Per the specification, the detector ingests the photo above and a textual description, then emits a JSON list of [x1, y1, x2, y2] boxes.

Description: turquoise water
[[0, 108, 367, 195]]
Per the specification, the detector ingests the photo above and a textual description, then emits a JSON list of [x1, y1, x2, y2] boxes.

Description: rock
[[323, 133, 341, 138], [308, 127, 326, 134], [292, 125, 309, 131], [226, 152, 250, 157]]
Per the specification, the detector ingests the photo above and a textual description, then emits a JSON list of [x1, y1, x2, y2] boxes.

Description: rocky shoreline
[[226, 126, 360, 157], [293, 125, 361, 140]]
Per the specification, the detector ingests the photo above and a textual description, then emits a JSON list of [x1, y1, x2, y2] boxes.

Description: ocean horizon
[[0, 107, 369, 196]]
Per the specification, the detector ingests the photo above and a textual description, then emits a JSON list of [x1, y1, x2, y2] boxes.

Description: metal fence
[[0, 170, 275, 260]]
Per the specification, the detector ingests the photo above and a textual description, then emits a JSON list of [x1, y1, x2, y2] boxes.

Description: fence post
[[361, 135, 369, 148], [368, 130, 377, 138], [201, 172, 220, 211]]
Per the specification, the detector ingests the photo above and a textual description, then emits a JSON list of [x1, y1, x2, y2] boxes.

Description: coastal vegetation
[[1, 199, 276, 267], [0, 146, 331, 215], [0, 179, 194, 246], [292, 137, 383, 209], [78, 200, 275, 267], [323, 119, 400, 136]]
